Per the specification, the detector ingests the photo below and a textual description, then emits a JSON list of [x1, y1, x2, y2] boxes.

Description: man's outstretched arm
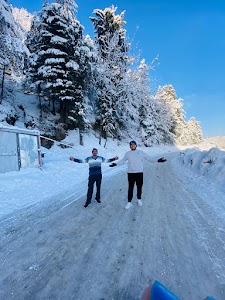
[[143, 152, 167, 163], [103, 156, 119, 163], [69, 156, 87, 163], [110, 153, 128, 167]]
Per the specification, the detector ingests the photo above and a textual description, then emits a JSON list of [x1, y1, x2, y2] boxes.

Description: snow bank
[[0, 130, 173, 218], [179, 147, 225, 188]]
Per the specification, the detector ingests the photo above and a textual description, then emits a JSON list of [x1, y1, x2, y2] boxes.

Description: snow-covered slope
[[175, 147, 225, 188], [0, 129, 225, 218], [0, 74, 63, 139], [174, 136, 225, 190], [0, 0, 29, 75], [12, 7, 33, 33], [197, 136, 225, 151]]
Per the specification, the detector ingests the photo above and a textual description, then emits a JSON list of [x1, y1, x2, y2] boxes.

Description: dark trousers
[[128, 172, 143, 202], [86, 174, 102, 204]]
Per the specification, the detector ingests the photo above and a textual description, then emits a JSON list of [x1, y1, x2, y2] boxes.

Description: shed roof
[[0, 123, 40, 136]]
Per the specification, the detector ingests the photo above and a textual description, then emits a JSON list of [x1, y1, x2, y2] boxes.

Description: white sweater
[[117, 149, 156, 173]]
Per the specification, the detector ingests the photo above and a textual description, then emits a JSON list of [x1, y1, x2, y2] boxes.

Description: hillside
[[185, 136, 225, 151], [199, 136, 225, 150], [0, 0, 29, 75], [0, 75, 66, 144]]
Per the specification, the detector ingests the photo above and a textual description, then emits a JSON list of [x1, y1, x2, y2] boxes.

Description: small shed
[[0, 123, 42, 173]]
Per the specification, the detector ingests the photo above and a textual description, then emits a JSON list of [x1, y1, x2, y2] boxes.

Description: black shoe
[[95, 199, 101, 204], [84, 202, 90, 208]]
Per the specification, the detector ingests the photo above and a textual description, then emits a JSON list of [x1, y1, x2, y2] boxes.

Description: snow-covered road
[[0, 156, 225, 300]]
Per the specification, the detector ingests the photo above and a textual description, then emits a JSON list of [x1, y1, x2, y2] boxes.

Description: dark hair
[[129, 140, 137, 146], [92, 148, 98, 152]]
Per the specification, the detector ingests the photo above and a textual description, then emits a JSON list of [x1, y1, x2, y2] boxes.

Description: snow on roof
[[0, 122, 39, 135]]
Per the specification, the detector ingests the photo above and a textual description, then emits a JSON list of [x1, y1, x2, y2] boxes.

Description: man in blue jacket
[[70, 148, 118, 208]]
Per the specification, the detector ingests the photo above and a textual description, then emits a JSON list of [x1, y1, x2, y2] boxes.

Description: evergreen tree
[[155, 85, 203, 145], [91, 6, 129, 144], [56, 0, 77, 14], [91, 6, 127, 59], [25, 13, 44, 117], [177, 117, 203, 145], [68, 35, 96, 145], [26, 0, 95, 144], [116, 67, 140, 140], [133, 60, 173, 145], [155, 84, 185, 141], [0, 0, 28, 76], [188, 117, 203, 144], [12, 7, 33, 33], [136, 60, 154, 142]]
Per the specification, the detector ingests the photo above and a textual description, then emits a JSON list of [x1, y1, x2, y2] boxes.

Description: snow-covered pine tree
[[91, 6, 130, 145], [187, 117, 203, 144], [155, 84, 186, 143], [116, 67, 140, 140], [90, 6, 128, 59], [56, 0, 77, 14], [92, 32, 130, 144], [68, 34, 97, 145], [26, 1, 87, 129], [152, 98, 175, 144], [131, 60, 173, 146], [25, 13, 43, 117], [135, 60, 156, 144], [155, 85, 203, 145], [0, 0, 29, 77], [177, 117, 203, 145], [12, 7, 33, 34]]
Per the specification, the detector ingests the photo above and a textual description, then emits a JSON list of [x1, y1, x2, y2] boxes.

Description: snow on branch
[[51, 35, 68, 44]]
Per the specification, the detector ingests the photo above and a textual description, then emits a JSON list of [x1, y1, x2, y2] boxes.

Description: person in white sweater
[[110, 140, 167, 209]]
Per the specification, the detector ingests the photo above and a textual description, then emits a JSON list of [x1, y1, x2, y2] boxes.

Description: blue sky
[[9, 0, 225, 137]]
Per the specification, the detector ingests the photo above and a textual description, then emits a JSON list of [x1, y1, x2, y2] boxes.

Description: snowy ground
[[0, 132, 225, 299], [0, 130, 175, 217]]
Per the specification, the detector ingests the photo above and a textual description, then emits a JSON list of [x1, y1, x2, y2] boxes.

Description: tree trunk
[[60, 100, 70, 124], [79, 127, 84, 146], [0, 64, 5, 104], [64, 100, 68, 124], [99, 123, 102, 145], [37, 83, 42, 120], [60, 100, 65, 123], [52, 91, 55, 115], [48, 90, 51, 107], [104, 136, 107, 148]]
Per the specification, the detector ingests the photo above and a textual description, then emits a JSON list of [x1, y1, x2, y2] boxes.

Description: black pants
[[128, 172, 143, 202], [86, 174, 102, 204]]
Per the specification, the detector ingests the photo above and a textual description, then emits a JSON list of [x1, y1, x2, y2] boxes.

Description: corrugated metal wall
[[0, 128, 41, 173], [0, 131, 19, 173]]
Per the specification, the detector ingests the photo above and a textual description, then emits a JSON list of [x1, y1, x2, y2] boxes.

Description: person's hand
[[115, 156, 119, 160], [158, 157, 167, 163], [69, 156, 74, 161], [110, 163, 117, 167]]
